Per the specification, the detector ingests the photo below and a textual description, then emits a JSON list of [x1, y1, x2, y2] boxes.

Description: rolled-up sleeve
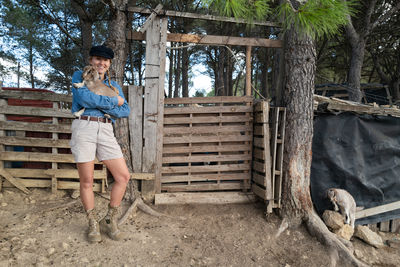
[[102, 82, 131, 118]]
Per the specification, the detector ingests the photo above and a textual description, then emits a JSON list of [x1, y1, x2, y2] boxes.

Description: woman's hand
[[117, 96, 124, 106]]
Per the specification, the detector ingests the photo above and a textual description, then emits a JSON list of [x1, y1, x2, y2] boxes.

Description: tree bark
[[182, 47, 189, 97]]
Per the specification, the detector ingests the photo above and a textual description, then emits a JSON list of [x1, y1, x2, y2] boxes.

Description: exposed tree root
[[304, 211, 369, 267]]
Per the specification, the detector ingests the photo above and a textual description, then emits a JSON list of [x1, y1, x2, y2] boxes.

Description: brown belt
[[78, 115, 111, 123]]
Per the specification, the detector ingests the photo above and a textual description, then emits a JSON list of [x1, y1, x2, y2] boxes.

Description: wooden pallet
[[159, 96, 253, 192], [251, 101, 285, 213], [0, 86, 107, 194]]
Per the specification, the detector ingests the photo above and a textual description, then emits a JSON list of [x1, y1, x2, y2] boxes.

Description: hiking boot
[[86, 209, 101, 243], [99, 204, 124, 241]]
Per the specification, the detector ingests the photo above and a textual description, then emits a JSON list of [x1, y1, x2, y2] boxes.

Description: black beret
[[89, 45, 114, 59]]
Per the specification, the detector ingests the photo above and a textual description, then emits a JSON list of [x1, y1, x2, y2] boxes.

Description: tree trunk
[[168, 50, 174, 98], [174, 46, 181, 97], [182, 47, 189, 97], [346, 40, 365, 102], [281, 27, 315, 223]]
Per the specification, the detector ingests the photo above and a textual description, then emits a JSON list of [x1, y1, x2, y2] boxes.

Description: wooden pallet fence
[[0, 87, 107, 193], [159, 96, 253, 193], [252, 101, 285, 213]]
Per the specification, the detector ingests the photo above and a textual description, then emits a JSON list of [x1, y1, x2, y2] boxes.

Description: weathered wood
[[129, 85, 144, 173], [138, 4, 163, 33], [163, 125, 251, 135], [0, 105, 73, 118], [245, 46, 252, 96], [155, 192, 256, 205], [163, 134, 252, 144], [391, 219, 400, 233], [0, 151, 101, 163], [142, 17, 161, 202], [44, 169, 106, 179], [163, 115, 251, 124], [163, 154, 252, 164], [0, 121, 71, 133], [163, 144, 250, 154], [128, 31, 283, 48], [131, 172, 155, 180], [0, 89, 72, 102], [164, 105, 252, 114], [164, 96, 252, 104], [252, 183, 267, 200], [380, 221, 390, 232], [162, 163, 250, 173], [355, 200, 400, 219], [161, 173, 247, 183], [0, 84, 5, 191], [155, 17, 168, 194], [128, 7, 278, 27], [162, 182, 249, 192], [0, 136, 70, 148], [0, 168, 30, 194]]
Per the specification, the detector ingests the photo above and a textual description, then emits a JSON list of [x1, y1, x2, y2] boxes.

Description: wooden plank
[[163, 125, 251, 135], [0, 151, 101, 163], [132, 172, 155, 180], [142, 17, 161, 202], [57, 181, 102, 192], [0, 106, 73, 118], [355, 201, 400, 219], [391, 219, 400, 233], [0, 136, 70, 148], [275, 108, 285, 208], [0, 89, 72, 102], [163, 115, 251, 125], [129, 85, 144, 173], [3, 179, 50, 188], [163, 144, 250, 154], [162, 163, 250, 173], [162, 182, 249, 192], [251, 184, 267, 200], [155, 192, 256, 205], [163, 134, 252, 144], [163, 154, 251, 164], [0, 84, 5, 191], [44, 169, 106, 179], [51, 101, 59, 194], [252, 172, 267, 187], [164, 105, 253, 114], [164, 96, 252, 105], [253, 161, 265, 173], [253, 137, 264, 148], [138, 4, 163, 33], [128, 7, 278, 27], [252, 148, 264, 160], [161, 173, 248, 183], [380, 221, 390, 232], [245, 46, 252, 96], [0, 168, 30, 194], [155, 17, 168, 194], [128, 31, 283, 48], [0, 121, 71, 133]]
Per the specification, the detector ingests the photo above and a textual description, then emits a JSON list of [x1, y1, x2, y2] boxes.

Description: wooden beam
[[245, 46, 252, 96], [128, 7, 279, 27], [356, 200, 400, 219], [131, 173, 155, 180], [0, 168, 30, 194], [154, 192, 256, 205], [128, 31, 283, 48], [0, 89, 72, 102], [138, 4, 163, 33]]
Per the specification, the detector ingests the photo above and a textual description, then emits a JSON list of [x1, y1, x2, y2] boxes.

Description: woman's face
[[89, 56, 111, 78]]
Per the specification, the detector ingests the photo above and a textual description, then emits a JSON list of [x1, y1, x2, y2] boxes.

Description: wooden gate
[[0, 86, 107, 194], [158, 96, 253, 194]]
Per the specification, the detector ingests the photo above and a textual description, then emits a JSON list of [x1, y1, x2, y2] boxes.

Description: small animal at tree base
[[326, 188, 356, 228]]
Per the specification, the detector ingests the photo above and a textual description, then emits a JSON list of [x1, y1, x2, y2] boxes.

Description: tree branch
[[370, 1, 400, 32]]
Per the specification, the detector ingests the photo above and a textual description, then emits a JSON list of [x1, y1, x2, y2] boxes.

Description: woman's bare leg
[[77, 161, 95, 211], [102, 157, 130, 207]]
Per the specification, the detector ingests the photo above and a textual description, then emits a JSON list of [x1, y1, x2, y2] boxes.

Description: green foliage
[[205, 0, 271, 21], [276, 0, 357, 39]]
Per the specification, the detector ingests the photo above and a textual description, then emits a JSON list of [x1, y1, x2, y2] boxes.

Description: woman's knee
[[115, 172, 130, 185], [80, 179, 94, 190]]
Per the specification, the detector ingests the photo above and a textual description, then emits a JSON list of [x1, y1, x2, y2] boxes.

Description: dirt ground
[[0, 188, 399, 267]]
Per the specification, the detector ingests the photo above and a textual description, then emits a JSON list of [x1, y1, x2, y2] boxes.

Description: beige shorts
[[70, 119, 123, 163]]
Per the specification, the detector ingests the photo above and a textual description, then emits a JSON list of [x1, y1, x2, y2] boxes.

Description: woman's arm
[[101, 81, 131, 118]]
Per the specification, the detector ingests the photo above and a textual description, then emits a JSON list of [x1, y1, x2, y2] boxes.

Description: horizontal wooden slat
[[0, 151, 101, 163], [155, 192, 256, 205], [254, 113, 268, 123], [163, 144, 251, 154], [253, 137, 264, 148], [3, 178, 50, 188], [164, 105, 253, 114], [0, 90, 72, 102], [161, 173, 250, 183], [163, 115, 252, 124], [252, 184, 267, 200], [162, 163, 251, 173], [164, 96, 253, 105], [253, 148, 265, 160], [253, 161, 265, 173], [0, 136, 70, 148], [0, 121, 71, 133], [0, 106, 73, 118], [163, 134, 252, 144], [252, 172, 267, 187], [45, 169, 106, 179], [161, 182, 250, 192], [163, 154, 252, 164], [163, 125, 252, 135]]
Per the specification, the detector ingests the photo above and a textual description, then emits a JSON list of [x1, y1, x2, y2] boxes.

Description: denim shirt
[[71, 70, 131, 123]]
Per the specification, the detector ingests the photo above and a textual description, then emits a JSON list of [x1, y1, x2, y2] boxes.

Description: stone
[[334, 224, 354, 241], [47, 247, 56, 256], [354, 225, 385, 248], [1, 202, 8, 207], [387, 238, 400, 249], [70, 189, 80, 199], [354, 249, 364, 259], [61, 242, 69, 250], [322, 210, 344, 230]]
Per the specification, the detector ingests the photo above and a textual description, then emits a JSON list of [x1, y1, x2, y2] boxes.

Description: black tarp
[[311, 112, 400, 225]]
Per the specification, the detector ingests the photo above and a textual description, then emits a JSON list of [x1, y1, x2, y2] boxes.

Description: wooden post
[[51, 102, 58, 194], [129, 85, 144, 173], [155, 17, 168, 194], [142, 17, 167, 202], [0, 82, 4, 191], [245, 46, 252, 96]]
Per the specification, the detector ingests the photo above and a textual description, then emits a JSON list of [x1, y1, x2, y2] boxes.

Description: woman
[[70, 45, 131, 243]]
